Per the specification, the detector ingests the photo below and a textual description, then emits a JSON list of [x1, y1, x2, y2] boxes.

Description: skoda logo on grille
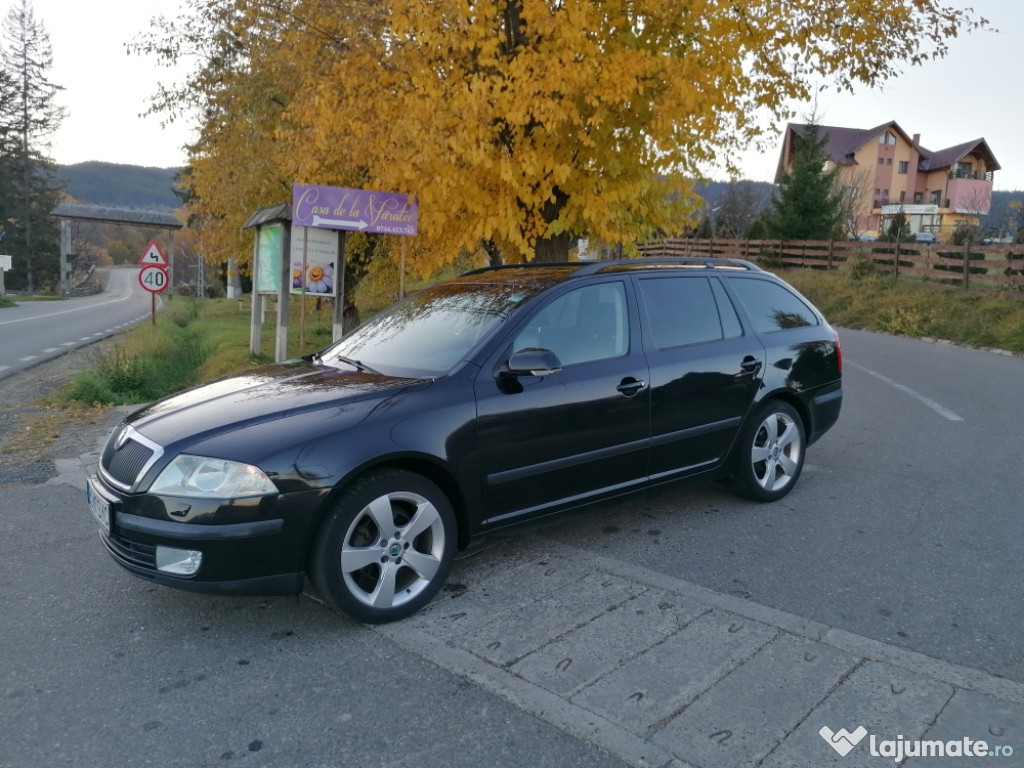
[[114, 426, 131, 450]]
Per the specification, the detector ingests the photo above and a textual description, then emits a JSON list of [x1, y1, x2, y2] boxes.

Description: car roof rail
[[461, 257, 763, 278], [460, 262, 577, 277], [571, 257, 762, 275]]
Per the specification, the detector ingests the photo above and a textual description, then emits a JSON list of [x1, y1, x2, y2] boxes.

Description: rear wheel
[[731, 400, 805, 502], [310, 469, 456, 623]]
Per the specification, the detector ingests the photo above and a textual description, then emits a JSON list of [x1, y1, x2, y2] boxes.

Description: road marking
[[0, 365, 9, 372], [61, 342, 76, 346], [0, 289, 139, 326], [847, 360, 964, 422], [78, 336, 92, 341], [19, 355, 38, 362], [43, 347, 60, 353]]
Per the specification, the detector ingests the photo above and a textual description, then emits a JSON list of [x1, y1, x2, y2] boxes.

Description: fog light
[[155, 546, 203, 576]]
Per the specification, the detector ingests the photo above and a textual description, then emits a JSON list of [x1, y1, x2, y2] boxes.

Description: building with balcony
[[775, 121, 1001, 241]]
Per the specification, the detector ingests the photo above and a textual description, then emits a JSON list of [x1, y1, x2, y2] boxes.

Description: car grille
[[106, 531, 157, 570], [101, 424, 161, 490]]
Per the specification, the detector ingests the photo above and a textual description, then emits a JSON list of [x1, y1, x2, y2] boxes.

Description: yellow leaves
[[167, 0, 985, 270]]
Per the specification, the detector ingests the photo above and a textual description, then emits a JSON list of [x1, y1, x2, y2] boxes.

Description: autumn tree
[[0, 0, 64, 292], [834, 166, 876, 239], [715, 181, 771, 239], [140, 0, 986, 278]]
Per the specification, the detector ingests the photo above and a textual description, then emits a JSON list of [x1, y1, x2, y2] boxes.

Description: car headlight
[[149, 455, 277, 498]]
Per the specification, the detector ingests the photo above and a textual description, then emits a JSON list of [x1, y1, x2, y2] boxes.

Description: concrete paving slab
[[512, 588, 710, 698], [651, 634, 859, 767], [572, 608, 779, 733], [461, 571, 644, 667], [914, 688, 1023, 766], [761, 660, 954, 767]]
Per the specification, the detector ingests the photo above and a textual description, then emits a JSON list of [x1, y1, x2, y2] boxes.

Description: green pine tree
[[768, 122, 842, 241], [0, 0, 65, 293], [877, 209, 915, 243]]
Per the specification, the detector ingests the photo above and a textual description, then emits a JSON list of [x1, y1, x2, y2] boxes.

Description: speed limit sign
[[139, 265, 168, 293]]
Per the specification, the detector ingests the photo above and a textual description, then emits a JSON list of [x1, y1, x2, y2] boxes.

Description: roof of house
[[777, 122, 1002, 181]]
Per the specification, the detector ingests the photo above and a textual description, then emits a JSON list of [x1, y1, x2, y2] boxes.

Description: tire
[[731, 400, 806, 502], [310, 469, 457, 623]]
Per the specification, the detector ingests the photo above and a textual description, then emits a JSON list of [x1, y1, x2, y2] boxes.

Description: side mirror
[[506, 348, 563, 377]]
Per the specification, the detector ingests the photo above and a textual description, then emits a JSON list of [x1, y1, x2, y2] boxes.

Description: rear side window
[[728, 278, 819, 334], [637, 276, 741, 349]]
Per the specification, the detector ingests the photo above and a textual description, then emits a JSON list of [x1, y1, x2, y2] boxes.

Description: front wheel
[[731, 400, 806, 502], [310, 469, 457, 623]]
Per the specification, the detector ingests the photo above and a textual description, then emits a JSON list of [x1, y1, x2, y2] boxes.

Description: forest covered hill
[[57, 162, 184, 209]]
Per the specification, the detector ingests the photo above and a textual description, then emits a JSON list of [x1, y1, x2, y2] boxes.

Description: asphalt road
[[0, 268, 156, 380], [1, 326, 1022, 767]]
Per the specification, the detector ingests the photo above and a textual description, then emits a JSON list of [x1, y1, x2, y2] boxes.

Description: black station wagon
[[87, 258, 843, 622]]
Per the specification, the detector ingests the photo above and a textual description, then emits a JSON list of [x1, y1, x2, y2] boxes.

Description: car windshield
[[319, 281, 537, 378]]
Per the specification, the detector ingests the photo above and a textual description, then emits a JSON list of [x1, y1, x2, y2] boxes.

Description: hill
[[57, 162, 184, 209]]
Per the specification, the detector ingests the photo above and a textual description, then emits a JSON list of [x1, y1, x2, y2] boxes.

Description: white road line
[[847, 360, 964, 422], [61, 342, 76, 346], [0, 366, 9, 372], [78, 337, 92, 341], [0, 291, 138, 326], [43, 347, 60, 353], [19, 355, 38, 362]]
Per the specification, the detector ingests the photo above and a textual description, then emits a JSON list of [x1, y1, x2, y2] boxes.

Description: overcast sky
[[20, 0, 1024, 191]]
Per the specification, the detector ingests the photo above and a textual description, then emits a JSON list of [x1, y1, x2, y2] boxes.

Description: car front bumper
[[87, 473, 325, 596]]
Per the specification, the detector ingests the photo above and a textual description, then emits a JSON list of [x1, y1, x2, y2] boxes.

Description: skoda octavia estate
[[87, 258, 843, 622]]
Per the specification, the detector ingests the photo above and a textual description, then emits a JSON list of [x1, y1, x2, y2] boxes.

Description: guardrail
[[637, 238, 1024, 295]]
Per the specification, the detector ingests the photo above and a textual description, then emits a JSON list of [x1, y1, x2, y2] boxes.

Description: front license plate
[[86, 477, 111, 534]]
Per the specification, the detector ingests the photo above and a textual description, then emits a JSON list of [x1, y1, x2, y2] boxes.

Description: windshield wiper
[[331, 354, 383, 375]]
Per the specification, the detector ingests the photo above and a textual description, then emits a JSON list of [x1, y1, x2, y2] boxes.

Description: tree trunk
[[530, 187, 571, 262]]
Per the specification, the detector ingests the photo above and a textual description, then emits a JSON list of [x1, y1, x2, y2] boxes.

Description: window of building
[[955, 161, 973, 179], [914, 192, 923, 204], [898, 161, 909, 174], [886, 158, 893, 165], [877, 157, 885, 165], [930, 190, 942, 205], [877, 131, 897, 146], [899, 191, 906, 203]]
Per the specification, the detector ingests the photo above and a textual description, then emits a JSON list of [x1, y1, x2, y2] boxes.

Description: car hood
[[125, 360, 430, 449]]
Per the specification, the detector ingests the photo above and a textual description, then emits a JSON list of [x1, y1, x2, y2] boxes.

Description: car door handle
[[740, 356, 762, 374], [616, 377, 647, 396]]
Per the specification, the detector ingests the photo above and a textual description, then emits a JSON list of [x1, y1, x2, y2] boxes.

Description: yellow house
[[775, 121, 1001, 241]]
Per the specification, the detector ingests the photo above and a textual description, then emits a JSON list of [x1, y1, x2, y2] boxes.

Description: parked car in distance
[[914, 232, 938, 243], [86, 258, 843, 623]]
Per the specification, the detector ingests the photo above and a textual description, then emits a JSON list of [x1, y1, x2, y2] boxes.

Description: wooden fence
[[636, 238, 1024, 296]]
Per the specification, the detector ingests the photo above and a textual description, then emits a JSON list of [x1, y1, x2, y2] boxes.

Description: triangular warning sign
[[138, 240, 168, 266]]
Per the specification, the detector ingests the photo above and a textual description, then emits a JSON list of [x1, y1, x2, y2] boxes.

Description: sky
[[18, 0, 1024, 190]]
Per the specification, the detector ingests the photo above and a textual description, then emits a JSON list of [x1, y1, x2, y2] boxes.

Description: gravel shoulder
[[0, 342, 130, 486]]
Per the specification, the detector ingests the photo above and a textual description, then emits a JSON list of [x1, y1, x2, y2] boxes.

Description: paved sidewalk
[[379, 538, 1024, 768]]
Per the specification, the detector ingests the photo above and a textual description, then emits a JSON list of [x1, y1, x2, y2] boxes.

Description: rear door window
[[727, 278, 819, 334], [636, 276, 741, 349]]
